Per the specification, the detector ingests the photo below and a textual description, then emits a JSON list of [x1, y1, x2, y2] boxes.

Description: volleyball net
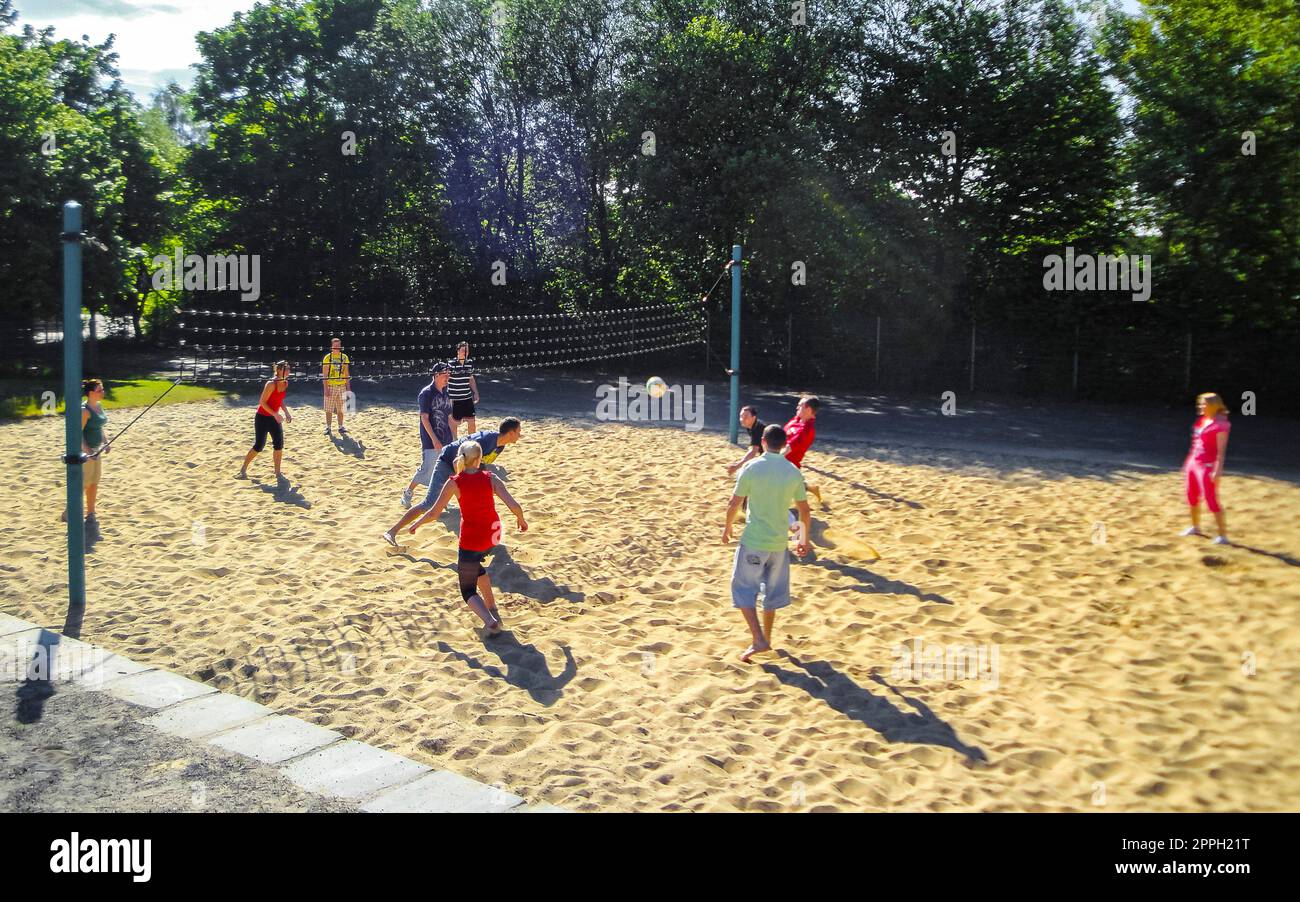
[[174, 302, 707, 383]]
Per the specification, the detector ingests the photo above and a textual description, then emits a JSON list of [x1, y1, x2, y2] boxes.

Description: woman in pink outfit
[[1181, 392, 1231, 545]]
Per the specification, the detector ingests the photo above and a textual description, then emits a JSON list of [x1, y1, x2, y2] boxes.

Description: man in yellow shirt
[[321, 336, 351, 434]]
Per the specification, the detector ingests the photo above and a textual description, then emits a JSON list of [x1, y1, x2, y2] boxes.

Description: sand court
[[2, 396, 1298, 811]]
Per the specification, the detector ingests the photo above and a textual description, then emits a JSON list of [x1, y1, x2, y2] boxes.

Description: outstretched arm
[[727, 445, 758, 474], [411, 480, 458, 532], [491, 474, 527, 531]]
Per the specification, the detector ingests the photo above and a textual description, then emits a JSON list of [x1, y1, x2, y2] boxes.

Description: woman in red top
[[238, 361, 293, 480], [1181, 392, 1231, 545], [411, 440, 527, 634]]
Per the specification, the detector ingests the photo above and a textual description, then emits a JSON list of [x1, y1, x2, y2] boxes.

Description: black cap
[[431, 361, 451, 374]]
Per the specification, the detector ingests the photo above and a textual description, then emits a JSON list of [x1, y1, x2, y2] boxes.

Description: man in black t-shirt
[[726, 405, 766, 477]]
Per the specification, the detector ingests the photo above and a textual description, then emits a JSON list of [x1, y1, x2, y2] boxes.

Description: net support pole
[[728, 244, 741, 444], [61, 201, 86, 609]]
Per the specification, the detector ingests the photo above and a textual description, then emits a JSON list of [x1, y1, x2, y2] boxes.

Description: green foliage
[[0, 0, 1295, 397], [0, 3, 180, 339], [1114, 0, 1300, 329], [0, 376, 228, 419]]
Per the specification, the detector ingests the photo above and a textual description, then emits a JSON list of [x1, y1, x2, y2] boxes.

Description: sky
[[12, 0, 1149, 104], [11, 0, 259, 100]]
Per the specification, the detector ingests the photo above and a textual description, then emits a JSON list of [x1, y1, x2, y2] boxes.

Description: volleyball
[[646, 376, 668, 398]]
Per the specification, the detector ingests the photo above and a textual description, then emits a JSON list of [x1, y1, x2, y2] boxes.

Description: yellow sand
[[2, 398, 1298, 811]]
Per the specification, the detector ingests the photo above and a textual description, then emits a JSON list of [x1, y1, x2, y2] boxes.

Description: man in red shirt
[[783, 396, 821, 503]]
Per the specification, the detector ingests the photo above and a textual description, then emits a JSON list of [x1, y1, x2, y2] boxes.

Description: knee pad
[[458, 561, 484, 602]]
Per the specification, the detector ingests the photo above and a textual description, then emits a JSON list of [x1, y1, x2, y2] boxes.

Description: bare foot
[[740, 641, 771, 663], [236, 470, 247, 480], [382, 531, 398, 547]]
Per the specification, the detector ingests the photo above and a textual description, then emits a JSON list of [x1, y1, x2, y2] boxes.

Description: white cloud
[[11, 0, 260, 99]]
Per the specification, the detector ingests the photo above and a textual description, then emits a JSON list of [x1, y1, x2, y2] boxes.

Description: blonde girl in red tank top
[[410, 440, 528, 634]]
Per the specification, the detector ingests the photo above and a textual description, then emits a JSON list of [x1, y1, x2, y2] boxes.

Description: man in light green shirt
[[723, 424, 811, 662]]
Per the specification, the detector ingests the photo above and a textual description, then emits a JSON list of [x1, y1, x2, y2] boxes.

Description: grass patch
[[0, 378, 231, 419]]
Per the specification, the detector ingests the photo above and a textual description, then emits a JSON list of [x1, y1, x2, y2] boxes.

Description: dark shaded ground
[[336, 370, 1300, 481], [1, 688, 353, 813]]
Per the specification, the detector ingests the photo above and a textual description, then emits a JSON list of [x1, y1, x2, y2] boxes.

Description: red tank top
[[259, 381, 287, 416], [453, 469, 500, 552]]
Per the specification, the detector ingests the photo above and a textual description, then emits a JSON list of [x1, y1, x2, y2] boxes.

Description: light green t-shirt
[[734, 452, 807, 552]]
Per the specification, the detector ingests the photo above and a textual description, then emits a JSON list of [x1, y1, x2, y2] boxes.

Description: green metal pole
[[62, 201, 85, 609], [728, 245, 741, 444]]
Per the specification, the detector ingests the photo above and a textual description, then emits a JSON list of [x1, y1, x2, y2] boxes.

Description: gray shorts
[[420, 458, 456, 507], [730, 543, 792, 610], [412, 448, 441, 485]]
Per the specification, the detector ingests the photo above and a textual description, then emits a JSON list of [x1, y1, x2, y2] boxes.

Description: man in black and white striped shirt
[[448, 341, 479, 436]]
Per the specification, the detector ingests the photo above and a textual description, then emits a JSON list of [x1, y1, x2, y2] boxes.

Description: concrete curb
[[2, 616, 566, 813]]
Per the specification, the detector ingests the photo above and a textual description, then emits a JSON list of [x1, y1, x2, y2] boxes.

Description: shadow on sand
[[804, 464, 924, 509], [13, 629, 69, 725], [799, 520, 952, 605], [488, 546, 585, 604], [1230, 542, 1300, 568], [253, 474, 311, 508], [761, 652, 987, 764], [436, 637, 576, 705], [328, 430, 366, 459]]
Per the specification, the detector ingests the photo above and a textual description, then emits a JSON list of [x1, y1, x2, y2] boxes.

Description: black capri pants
[[253, 412, 284, 452], [457, 547, 492, 601]]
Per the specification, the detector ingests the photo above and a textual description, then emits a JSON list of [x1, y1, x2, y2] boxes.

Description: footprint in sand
[[819, 527, 882, 560], [898, 532, 936, 545]]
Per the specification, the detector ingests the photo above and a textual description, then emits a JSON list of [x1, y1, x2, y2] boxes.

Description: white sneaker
[[1179, 527, 1203, 537], [1211, 535, 1230, 546], [401, 488, 413, 508]]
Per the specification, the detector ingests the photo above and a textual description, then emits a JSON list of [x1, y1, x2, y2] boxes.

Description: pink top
[[1188, 415, 1230, 466]]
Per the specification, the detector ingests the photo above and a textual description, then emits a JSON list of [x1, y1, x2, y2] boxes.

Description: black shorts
[[457, 547, 492, 601], [253, 412, 284, 452], [451, 398, 476, 420]]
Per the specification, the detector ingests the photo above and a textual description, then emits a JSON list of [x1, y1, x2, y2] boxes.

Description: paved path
[[1, 613, 564, 813]]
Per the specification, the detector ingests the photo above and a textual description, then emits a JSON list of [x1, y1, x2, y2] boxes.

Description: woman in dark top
[[63, 378, 110, 526]]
